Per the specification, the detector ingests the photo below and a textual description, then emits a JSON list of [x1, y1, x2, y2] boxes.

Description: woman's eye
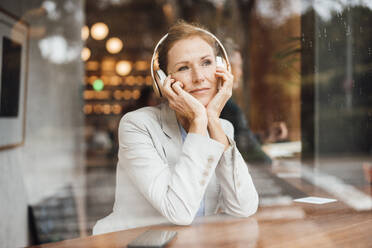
[[202, 59, 212, 66], [178, 66, 188, 71]]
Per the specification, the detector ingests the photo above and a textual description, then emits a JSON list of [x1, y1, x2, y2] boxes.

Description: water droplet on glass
[[346, 25, 351, 36]]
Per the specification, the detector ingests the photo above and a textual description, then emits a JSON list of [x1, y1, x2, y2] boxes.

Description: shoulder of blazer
[[119, 105, 162, 129]]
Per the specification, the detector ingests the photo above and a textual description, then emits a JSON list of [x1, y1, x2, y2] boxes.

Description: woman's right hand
[[160, 75, 207, 126]]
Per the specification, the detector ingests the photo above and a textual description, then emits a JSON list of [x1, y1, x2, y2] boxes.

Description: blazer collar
[[160, 103, 182, 146]]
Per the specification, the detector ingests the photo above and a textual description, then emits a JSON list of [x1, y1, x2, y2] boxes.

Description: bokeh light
[[81, 25, 89, 40], [112, 104, 122, 115], [116, 60, 132, 76], [85, 61, 100, 71], [91, 22, 109, 40], [81, 47, 91, 61], [145, 75, 153, 85], [132, 89, 141, 100], [103, 104, 111, 114], [113, 90, 122, 100], [123, 90, 131, 100], [125, 75, 135, 86], [106, 37, 123, 54], [83, 104, 93, 114], [110, 75, 121, 86], [93, 79, 104, 91], [134, 60, 148, 71]]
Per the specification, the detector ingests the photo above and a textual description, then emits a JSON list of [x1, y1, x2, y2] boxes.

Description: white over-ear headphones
[[150, 27, 231, 97]]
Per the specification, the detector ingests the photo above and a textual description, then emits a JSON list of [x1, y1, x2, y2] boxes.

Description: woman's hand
[[206, 66, 234, 150], [159, 75, 207, 125], [206, 66, 234, 121]]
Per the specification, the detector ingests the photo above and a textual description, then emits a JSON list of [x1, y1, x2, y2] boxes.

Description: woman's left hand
[[206, 66, 234, 120]]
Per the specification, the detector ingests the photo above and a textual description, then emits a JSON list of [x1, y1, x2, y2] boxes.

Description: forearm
[[207, 117, 230, 150], [216, 142, 259, 217]]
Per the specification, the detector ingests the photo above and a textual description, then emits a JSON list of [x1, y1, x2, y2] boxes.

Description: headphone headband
[[150, 26, 231, 97]]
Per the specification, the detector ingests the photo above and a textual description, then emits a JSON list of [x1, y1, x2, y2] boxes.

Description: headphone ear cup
[[153, 69, 167, 97], [216, 56, 225, 69], [156, 69, 167, 85]]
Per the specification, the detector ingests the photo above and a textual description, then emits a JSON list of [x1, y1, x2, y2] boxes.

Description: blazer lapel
[[159, 103, 220, 213], [159, 103, 183, 166]]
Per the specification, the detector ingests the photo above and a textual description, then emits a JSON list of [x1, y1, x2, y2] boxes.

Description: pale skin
[[158, 36, 234, 150]]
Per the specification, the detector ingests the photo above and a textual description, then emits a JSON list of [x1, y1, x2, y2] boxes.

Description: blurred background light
[[132, 89, 140, 100], [101, 58, 116, 72], [81, 25, 89, 40], [93, 79, 104, 91], [145, 75, 153, 85], [112, 104, 122, 115], [123, 90, 131, 100], [116, 60, 132, 76], [113, 90, 122, 100], [93, 104, 102, 114], [81, 47, 91, 61], [83, 104, 93, 114], [103, 104, 111, 114], [85, 61, 100, 71], [134, 60, 148, 71], [125, 75, 135, 86], [88, 75, 98, 85], [39, 35, 80, 64], [91, 22, 109, 40], [106, 37, 123, 54], [135, 76, 144, 85], [109, 75, 121, 86]]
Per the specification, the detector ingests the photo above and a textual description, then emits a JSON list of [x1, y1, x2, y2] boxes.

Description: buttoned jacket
[[93, 103, 258, 235]]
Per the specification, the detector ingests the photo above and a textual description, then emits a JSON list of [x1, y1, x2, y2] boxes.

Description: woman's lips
[[189, 88, 210, 94]]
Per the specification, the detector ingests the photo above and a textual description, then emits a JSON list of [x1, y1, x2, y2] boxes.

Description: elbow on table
[[241, 192, 259, 217], [167, 214, 194, 226], [240, 203, 258, 218], [160, 198, 195, 226], [233, 192, 259, 218]]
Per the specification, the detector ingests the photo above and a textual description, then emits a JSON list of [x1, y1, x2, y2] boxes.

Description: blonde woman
[[93, 21, 258, 235]]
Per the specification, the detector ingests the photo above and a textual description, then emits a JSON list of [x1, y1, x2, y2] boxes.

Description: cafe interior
[[0, 0, 371, 247]]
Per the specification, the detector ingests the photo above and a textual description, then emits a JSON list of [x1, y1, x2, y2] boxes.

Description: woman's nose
[[192, 66, 204, 84]]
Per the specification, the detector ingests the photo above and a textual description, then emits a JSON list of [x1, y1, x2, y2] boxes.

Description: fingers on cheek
[[173, 81, 184, 90], [165, 78, 174, 87]]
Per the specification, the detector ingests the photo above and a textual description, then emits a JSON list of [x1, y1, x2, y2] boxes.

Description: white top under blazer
[[93, 103, 258, 235]]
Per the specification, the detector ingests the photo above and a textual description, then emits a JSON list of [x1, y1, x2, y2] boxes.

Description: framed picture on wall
[[0, 8, 29, 150]]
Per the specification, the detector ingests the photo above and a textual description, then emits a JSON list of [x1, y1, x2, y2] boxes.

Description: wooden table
[[28, 162, 372, 248], [28, 201, 372, 248]]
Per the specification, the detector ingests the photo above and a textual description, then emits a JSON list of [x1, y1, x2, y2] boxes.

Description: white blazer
[[93, 103, 258, 235]]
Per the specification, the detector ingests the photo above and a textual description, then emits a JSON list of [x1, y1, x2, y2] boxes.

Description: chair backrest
[[28, 185, 80, 245]]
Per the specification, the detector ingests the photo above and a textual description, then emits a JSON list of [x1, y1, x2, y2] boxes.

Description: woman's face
[[166, 36, 218, 106]]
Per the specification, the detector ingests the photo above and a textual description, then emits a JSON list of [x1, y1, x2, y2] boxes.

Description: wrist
[[206, 109, 220, 121], [207, 115, 220, 125], [191, 116, 208, 127], [189, 117, 208, 135]]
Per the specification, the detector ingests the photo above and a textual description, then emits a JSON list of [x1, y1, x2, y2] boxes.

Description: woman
[[93, 21, 258, 235]]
